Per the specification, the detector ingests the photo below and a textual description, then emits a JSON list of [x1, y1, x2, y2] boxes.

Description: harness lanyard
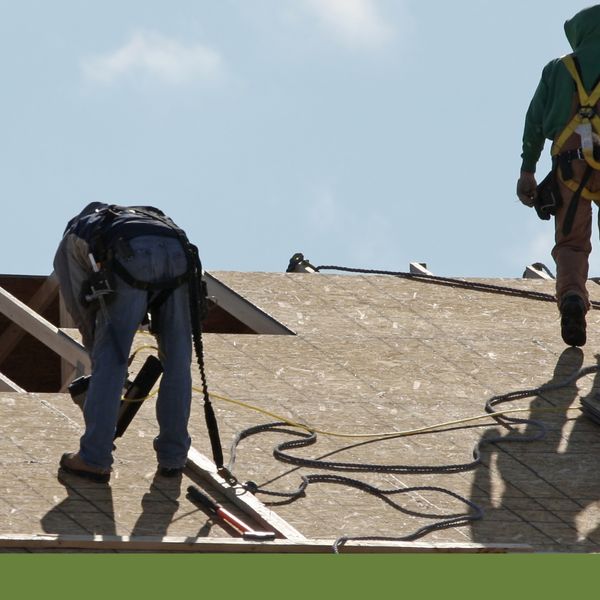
[[551, 54, 600, 202], [186, 244, 224, 469]]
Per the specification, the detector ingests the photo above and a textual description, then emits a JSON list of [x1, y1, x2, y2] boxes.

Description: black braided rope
[[187, 246, 223, 469], [229, 364, 599, 552], [314, 265, 600, 310], [230, 422, 483, 550]]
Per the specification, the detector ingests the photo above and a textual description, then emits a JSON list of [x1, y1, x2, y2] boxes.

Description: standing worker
[[517, 5, 600, 347], [53, 202, 198, 482]]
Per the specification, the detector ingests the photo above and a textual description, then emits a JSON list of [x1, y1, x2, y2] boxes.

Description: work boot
[[59, 452, 111, 483], [560, 294, 587, 347]]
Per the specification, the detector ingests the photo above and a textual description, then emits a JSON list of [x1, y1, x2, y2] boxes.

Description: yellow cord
[[204, 390, 582, 440], [125, 346, 584, 442], [123, 383, 582, 440], [129, 344, 159, 360]]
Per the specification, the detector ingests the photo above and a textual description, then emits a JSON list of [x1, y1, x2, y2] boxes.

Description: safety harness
[[551, 54, 600, 206], [88, 204, 224, 469], [89, 205, 200, 325]]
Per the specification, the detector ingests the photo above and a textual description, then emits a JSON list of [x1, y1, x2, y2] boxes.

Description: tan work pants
[[553, 165, 600, 310]]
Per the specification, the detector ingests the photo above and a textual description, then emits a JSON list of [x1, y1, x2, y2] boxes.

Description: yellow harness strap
[[551, 55, 600, 201]]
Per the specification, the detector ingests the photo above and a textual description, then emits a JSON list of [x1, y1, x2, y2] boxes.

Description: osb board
[[191, 273, 600, 551], [0, 390, 268, 542], [4, 273, 600, 551]]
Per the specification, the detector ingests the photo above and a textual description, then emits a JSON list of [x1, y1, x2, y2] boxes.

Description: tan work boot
[[59, 452, 111, 483]]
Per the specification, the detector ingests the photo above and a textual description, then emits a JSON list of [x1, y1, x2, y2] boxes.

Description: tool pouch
[[68, 374, 91, 409], [534, 168, 563, 220], [80, 269, 115, 307]]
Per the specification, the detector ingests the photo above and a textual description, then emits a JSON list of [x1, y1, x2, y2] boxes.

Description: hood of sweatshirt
[[565, 4, 600, 50]]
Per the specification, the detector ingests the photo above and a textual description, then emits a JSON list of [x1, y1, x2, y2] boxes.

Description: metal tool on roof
[[115, 355, 163, 438], [186, 485, 276, 541]]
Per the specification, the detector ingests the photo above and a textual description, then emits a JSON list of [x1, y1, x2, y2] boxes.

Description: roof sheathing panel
[[4, 272, 600, 551]]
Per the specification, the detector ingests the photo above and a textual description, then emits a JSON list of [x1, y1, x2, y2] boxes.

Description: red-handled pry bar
[[187, 485, 276, 541]]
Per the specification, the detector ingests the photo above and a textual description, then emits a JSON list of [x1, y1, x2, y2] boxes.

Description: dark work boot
[[560, 294, 587, 347], [59, 452, 111, 483]]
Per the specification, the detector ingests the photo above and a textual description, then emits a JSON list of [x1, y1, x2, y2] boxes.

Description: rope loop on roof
[[228, 364, 600, 552]]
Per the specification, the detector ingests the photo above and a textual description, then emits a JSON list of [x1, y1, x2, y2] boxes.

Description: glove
[[516, 172, 537, 207]]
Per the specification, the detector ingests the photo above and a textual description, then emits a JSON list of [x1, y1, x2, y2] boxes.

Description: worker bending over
[[54, 203, 198, 482]]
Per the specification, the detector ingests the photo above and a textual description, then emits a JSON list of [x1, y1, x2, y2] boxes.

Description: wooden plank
[[0, 371, 25, 393], [58, 286, 79, 388], [0, 534, 534, 553], [59, 288, 76, 329], [0, 273, 59, 365], [186, 446, 307, 542], [59, 364, 79, 392], [0, 285, 90, 372], [204, 273, 294, 335]]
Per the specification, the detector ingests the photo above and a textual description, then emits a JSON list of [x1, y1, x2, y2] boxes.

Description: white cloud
[[303, 0, 395, 48], [81, 31, 224, 85]]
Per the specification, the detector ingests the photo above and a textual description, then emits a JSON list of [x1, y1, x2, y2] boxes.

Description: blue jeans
[[80, 235, 192, 470]]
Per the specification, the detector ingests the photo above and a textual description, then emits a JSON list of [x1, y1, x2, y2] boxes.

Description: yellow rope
[[205, 389, 581, 440], [121, 382, 582, 439], [124, 346, 584, 442]]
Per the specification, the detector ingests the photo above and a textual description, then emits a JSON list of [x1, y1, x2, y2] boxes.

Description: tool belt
[[109, 255, 197, 333], [88, 205, 208, 332], [534, 145, 597, 222], [534, 148, 596, 233], [556, 146, 600, 181]]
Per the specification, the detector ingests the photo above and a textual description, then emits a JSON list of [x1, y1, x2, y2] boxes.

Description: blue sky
[[1, 1, 594, 277]]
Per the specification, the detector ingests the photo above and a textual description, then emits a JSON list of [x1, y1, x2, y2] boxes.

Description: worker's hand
[[516, 171, 537, 207]]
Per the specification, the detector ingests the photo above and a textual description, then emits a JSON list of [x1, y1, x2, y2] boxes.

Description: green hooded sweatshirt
[[520, 4, 600, 173]]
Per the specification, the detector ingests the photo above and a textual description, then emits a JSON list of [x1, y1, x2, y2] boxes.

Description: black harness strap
[[562, 165, 593, 236]]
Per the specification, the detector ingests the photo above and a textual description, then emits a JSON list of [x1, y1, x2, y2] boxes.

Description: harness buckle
[[579, 106, 596, 119]]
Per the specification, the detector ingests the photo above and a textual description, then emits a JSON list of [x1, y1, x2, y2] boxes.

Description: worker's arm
[[520, 66, 551, 174], [53, 234, 97, 349], [517, 61, 558, 207]]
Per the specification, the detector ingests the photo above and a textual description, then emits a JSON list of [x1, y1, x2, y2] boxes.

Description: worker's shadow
[[130, 472, 183, 537], [41, 471, 186, 538], [133, 474, 220, 538], [41, 475, 116, 536], [470, 348, 600, 549]]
